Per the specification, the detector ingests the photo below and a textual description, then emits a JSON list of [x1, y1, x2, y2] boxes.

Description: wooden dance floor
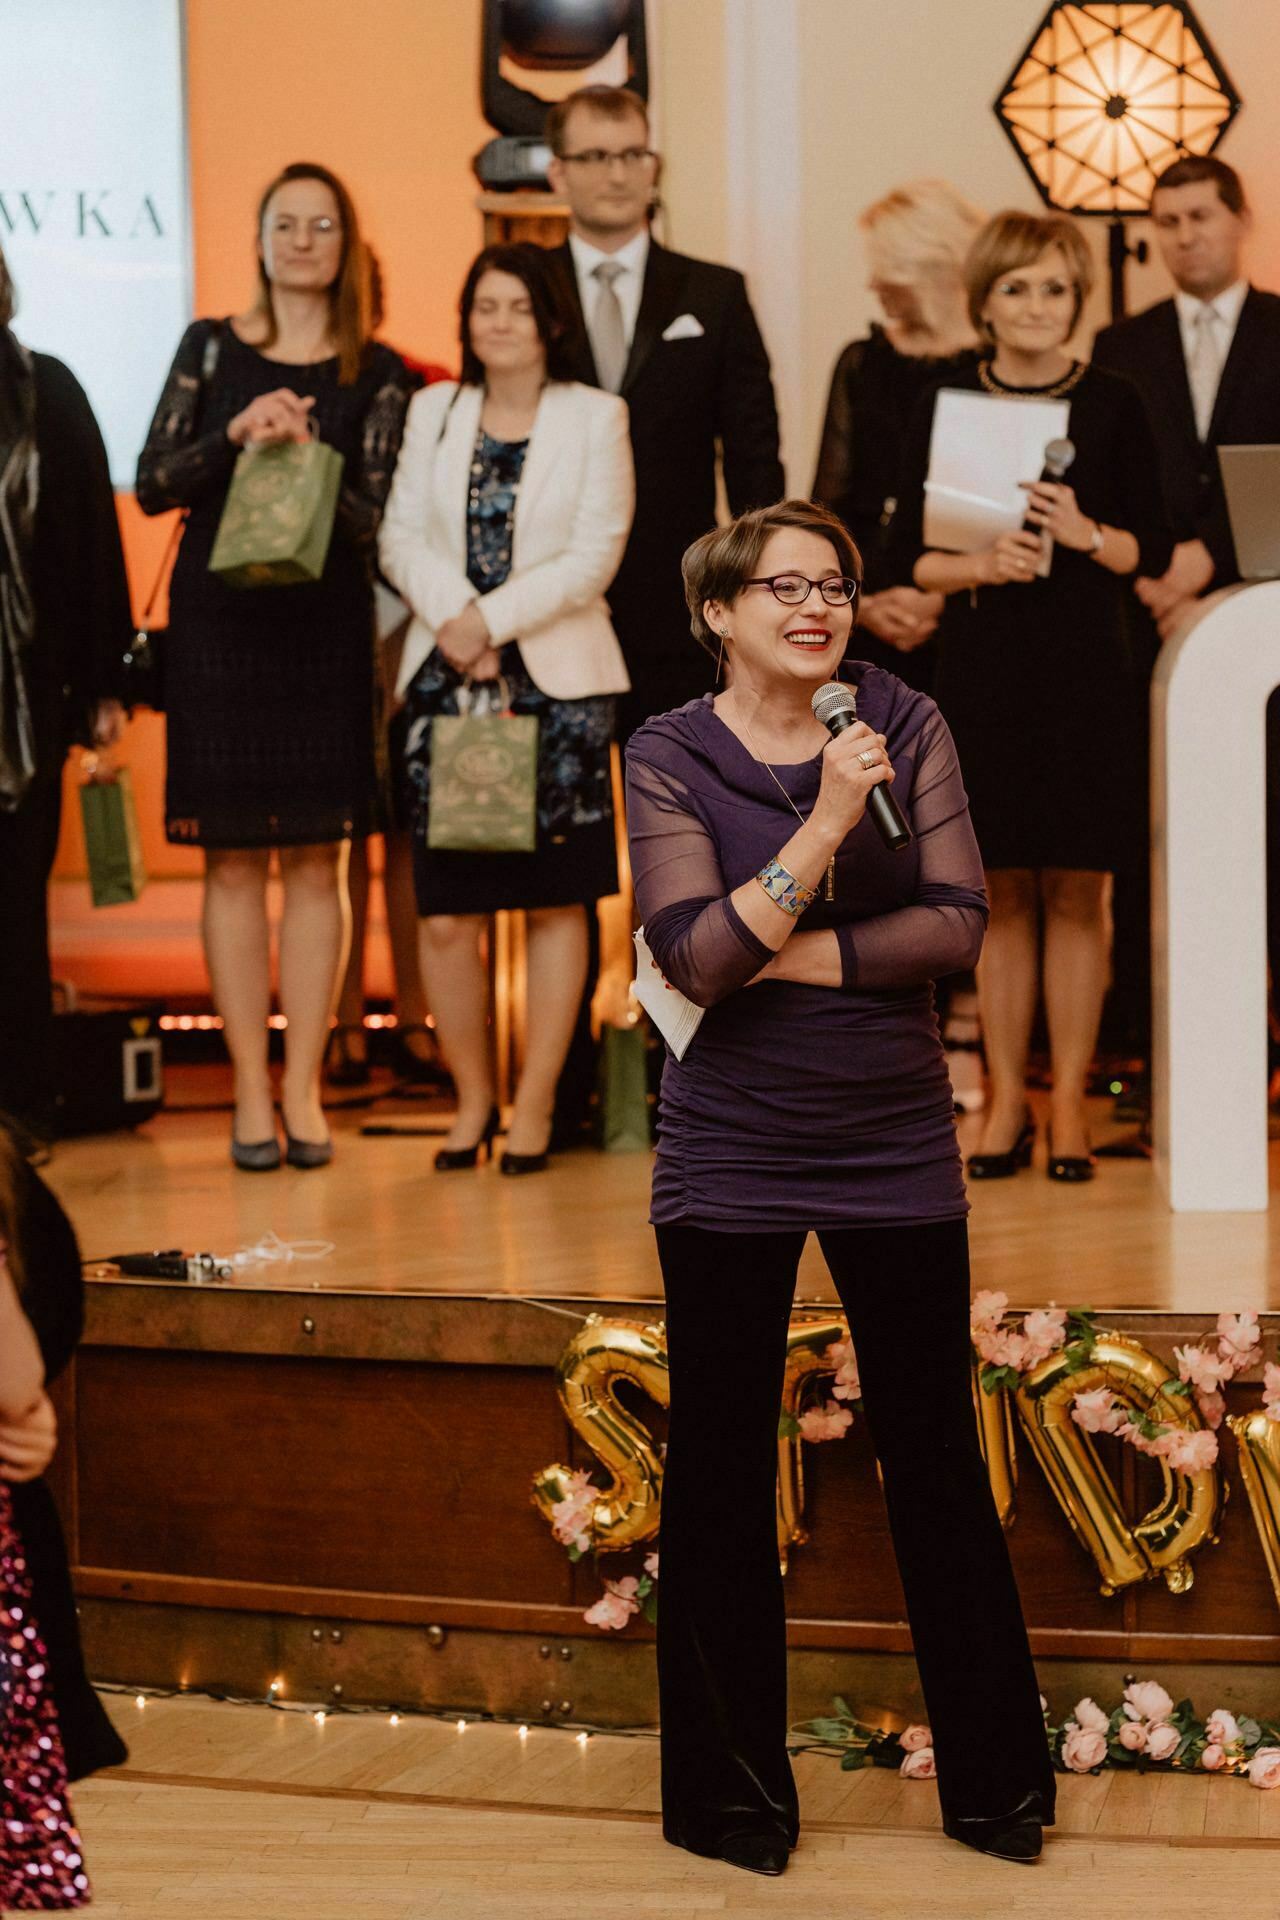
[[74, 1692, 1280, 1919], [46, 1074, 1280, 1313]]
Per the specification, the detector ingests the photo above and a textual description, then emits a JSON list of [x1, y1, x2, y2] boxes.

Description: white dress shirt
[[1175, 278, 1248, 437], [569, 228, 651, 353]]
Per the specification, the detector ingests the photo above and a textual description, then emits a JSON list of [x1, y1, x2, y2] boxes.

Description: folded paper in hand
[[923, 388, 1070, 553], [632, 928, 705, 1060]]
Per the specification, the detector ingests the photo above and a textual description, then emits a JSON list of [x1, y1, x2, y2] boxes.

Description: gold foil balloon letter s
[[532, 1314, 669, 1552]]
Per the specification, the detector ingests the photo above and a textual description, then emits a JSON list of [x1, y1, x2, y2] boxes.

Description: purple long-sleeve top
[[625, 665, 988, 1229]]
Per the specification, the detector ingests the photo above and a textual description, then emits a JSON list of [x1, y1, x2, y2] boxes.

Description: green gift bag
[[207, 434, 343, 588], [427, 686, 539, 853], [80, 766, 147, 907], [595, 1020, 653, 1153]]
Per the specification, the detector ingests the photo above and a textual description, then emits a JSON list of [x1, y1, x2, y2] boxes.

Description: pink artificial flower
[[1194, 1389, 1226, 1431], [798, 1401, 854, 1443], [1070, 1697, 1110, 1735], [899, 1723, 932, 1753], [1124, 1679, 1174, 1725], [1247, 1747, 1280, 1790], [970, 1290, 1008, 1334], [1216, 1311, 1262, 1369], [1263, 1363, 1280, 1422], [1201, 1743, 1226, 1771], [1116, 1419, 1160, 1456], [1117, 1720, 1147, 1754], [1061, 1726, 1108, 1772], [1022, 1306, 1068, 1363], [643, 1551, 660, 1579], [825, 1338, 862, 1404], [973, 1327, 1031, 1372], [1146, 1723, 1180, 1764], [1174, 1343, 1232, 1395], [1161, 1428, 1219, 1474], [900, 1747, 936, 1780], [1206, 1709, 1240, 1748], [550, 1470, 596, 1552], [583, 1575, 641, 1632], [1072, 1389, 1123, 1435]]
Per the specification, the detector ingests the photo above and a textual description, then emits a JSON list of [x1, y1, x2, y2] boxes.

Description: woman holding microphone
[[625, 498, 1053, 1878]]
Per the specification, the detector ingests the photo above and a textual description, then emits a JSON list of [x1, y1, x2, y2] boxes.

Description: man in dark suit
[[1093, 154, 1280, 1077], [545, 84, 784, 741]]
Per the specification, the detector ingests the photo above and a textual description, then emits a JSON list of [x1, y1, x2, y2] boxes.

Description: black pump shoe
[[435, 1106, 500, 1171], [498, 1144, 551, 1177], [1047, 1131, 1096, 1183], [715, 1829, 791, 1876], [324, 1023, 371, 1088], [967, 1112, 1035, 1180]]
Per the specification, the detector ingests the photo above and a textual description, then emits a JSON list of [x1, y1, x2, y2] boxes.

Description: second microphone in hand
[[1022, 435, 1075, 578], [811, 682, 911, 852]]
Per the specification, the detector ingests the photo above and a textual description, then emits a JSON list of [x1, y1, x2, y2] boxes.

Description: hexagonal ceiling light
[[994, 3, 1241, 315]]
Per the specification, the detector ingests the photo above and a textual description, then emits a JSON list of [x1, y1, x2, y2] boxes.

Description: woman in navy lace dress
[[626, 499, 1053, 1880], [137, 163, 415, 1171]]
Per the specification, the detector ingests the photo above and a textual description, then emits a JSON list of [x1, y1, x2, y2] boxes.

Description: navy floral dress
[[402, 429, 618, 914]]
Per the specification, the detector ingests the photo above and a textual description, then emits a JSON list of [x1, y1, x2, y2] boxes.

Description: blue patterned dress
[[402, 429, 619, 914]]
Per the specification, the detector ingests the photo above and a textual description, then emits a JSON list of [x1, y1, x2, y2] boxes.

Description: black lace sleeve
[[135, 321, 236, 515], [336, 349, 418, 549]]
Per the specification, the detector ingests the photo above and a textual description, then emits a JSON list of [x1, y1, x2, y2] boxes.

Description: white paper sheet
[[923, 389, 1071, 553], [632, 928, 705, 1061]]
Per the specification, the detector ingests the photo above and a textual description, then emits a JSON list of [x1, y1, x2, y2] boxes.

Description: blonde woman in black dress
[[138, 163, 414, 1170]]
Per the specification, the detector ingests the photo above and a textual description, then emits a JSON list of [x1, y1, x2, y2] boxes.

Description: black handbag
[[122, 326, 223, 713]]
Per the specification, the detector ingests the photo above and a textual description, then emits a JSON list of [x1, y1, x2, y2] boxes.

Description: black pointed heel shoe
[[435, 1106, 500, 1172], [498, 1133, 551, 1177], [1047, 1130, 1096, 1183], [715, 1829, 790, 1876], [944, 1792, 1047, 1864], [966, 1111, 1035, 1180]]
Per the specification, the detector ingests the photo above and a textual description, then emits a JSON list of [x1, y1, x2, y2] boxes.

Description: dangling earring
[[716, 632, 727, 684]]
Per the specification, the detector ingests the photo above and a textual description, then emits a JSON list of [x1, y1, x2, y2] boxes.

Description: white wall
[[655, 0, 1280, 490]]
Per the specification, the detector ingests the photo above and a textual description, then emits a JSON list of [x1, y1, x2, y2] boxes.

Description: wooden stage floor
[[73, 1692, 1280, 1918], [45, 1070, 1280, 1313]]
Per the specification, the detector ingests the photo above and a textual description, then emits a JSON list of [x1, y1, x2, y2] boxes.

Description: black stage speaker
[[51, 997, 165, 1136]]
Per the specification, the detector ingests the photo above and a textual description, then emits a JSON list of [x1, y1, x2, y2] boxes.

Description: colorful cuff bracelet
[[755, 857, 816, 917]]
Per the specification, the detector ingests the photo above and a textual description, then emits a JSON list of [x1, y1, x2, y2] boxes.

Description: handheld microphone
[[811, 683, 912, 852], [1022, 436, 1075, 576]]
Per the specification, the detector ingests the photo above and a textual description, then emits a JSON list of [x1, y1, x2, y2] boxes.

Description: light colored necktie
[[1187, 302, 1224, 441], [590, 260, 628, 394]]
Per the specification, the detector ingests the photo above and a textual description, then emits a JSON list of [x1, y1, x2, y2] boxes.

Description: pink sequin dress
[[0, 1483, 90, 1909]]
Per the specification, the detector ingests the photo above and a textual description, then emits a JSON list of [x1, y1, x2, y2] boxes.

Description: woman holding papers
[[625, 498, 1053, 1880], [892, 211, 1170, 1181]]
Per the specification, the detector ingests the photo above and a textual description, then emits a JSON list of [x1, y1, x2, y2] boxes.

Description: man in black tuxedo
[[1093, 154, 1280, 1074], [545, 85, 784, 741]]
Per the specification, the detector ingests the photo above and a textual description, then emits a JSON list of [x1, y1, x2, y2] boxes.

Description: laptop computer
[[1220, 445, 1280, 581]]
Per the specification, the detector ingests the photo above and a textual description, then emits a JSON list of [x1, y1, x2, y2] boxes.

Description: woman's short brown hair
[[964, 209, 1093, 335], [681, 500, 862, 658], [0, 245, 15, 328]]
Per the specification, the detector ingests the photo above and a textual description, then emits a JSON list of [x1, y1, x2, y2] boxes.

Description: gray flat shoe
[[285, 1132, 333, 1169], [231, 1136, 282, 1172]]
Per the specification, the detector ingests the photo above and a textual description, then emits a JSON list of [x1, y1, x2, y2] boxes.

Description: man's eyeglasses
[[559, 147, 657, 173], [742, 574, 860, 606]]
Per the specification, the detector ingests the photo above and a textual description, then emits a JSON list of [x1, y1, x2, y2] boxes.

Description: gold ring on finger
[[858, 750, 878, 771]]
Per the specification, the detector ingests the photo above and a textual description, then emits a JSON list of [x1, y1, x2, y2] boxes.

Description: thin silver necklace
[[728, 695, 835, 902]]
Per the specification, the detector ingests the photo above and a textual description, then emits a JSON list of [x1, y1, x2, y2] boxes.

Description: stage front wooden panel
[[61, 1278, 1280, 1727]]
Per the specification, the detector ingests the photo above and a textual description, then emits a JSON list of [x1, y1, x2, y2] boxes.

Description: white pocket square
[[662, 313, 705, 341]]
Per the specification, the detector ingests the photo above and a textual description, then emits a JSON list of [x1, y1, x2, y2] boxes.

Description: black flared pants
[[654, 1217, 1055, 1851]]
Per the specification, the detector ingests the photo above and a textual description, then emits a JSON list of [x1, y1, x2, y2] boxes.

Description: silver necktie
[[1187, 302, 1225, 441], [590, 260, 628, 394]]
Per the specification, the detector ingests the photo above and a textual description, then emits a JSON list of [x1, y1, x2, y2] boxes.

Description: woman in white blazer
[[379, 242, 634, 1175]]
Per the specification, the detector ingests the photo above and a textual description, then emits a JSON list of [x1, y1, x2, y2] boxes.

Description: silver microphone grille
[[811, 681, 857, 728], [1044, 436, 1075, 479]]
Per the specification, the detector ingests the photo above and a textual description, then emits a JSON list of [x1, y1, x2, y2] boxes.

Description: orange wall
[[57, 0, 489, 881]]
